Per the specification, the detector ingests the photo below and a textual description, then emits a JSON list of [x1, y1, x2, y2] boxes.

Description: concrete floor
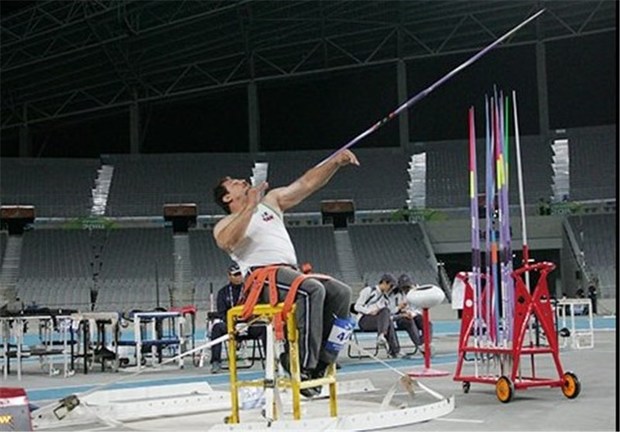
[[2, 316, 616, 431]]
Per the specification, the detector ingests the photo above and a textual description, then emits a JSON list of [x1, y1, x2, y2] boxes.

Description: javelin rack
[[453, 261, 581, 403]]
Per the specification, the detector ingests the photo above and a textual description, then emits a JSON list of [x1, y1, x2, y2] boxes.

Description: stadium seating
[[1, 127, 615, 312], [422, 134, 553, 209], [1, 158, 99, 217], [566, 213, 616, 298], [104, 153, 254, 216], [348, 222, 437, 285], [565, 125, 616, 201]]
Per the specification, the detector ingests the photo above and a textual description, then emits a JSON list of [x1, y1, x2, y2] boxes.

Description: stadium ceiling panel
[[0, 0, 615, 129]]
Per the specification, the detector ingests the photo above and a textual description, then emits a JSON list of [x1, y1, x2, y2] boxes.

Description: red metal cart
[[453, 261, 581, 403]]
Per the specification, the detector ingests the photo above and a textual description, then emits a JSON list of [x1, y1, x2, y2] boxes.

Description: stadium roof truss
[[0, 0, 615, 129]]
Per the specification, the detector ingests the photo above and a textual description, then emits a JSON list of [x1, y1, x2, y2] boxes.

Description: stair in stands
[[333, 229, 363, 291], [0, 236, 23, 306], [173, 234, 193, 306], [91, 164, 114, 216]]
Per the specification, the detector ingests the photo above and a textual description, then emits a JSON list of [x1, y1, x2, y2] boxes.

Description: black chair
[[223, 325, 266, 370], [347, 303, 380, 359], [206, 311, 266, 370]]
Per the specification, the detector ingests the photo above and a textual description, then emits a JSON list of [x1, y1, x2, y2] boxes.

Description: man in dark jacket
[[210, 263, 266, 373]]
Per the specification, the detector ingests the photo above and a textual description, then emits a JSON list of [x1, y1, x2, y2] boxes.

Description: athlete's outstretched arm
[[265, 150, 359, 212]]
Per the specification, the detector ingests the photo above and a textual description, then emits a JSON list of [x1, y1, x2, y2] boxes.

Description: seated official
[[209, 263, 267, 373], [353, 273, 402, 358], [390, 274, 433, 348]]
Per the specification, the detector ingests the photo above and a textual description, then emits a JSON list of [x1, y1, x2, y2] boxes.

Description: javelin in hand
[[317, 9, 545, 167]]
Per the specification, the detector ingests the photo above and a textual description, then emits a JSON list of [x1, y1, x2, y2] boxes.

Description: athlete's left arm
[[265, 150, 359, 212]]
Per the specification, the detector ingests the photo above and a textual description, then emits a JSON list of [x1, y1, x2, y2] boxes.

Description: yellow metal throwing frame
[[225, 303, 337, 423]]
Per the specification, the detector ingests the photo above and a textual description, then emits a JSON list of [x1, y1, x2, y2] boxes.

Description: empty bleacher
[[95, 277, 174, 310], [18, 229, 93, 279], [1, 135, 615, 310], [348, 222, 437, 286], [99, 228, 174, 279], [189, 228, 235, 298], [14, 227, 175, 310], [566, 125, 616, 201], [101, 146, 503, 216], [17, 277, 91, 309], [11, 225, 344, 310], [96, 228, 175, 309], [6, 215, 614, 309], [0, 129, 610, 220], [248, 148, 410, 212], [566, 213, 616, 298], [0, 158, 99, 217], [288, 225, 341, 279], [422, 134, 553, 209], [0, 231, 7, 264], [16, 229, 94, 307], [104, 153, 255, 216]]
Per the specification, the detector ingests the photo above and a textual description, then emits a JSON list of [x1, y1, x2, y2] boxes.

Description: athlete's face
[[222, 177, 251, 204]]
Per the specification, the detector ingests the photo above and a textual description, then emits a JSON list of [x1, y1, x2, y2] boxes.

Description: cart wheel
[[462, 381, 471, 394], [561, 371, 581, 399], [496, 376, 514, 403]]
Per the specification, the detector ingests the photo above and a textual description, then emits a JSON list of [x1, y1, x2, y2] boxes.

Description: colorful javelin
[[468, 106, 483, 339], [494, 93, 510, 343], [317, 9, 545, 166], [485, 95, 498, 342], [500, 92, 515, 342], [512, 91, 530, 291]]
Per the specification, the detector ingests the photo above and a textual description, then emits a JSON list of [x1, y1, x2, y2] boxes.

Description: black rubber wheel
[[562, 371, 581, 399]]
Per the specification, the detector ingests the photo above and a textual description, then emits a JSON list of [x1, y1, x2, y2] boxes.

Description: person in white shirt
[[353, 273, 401, 358], [212, 149, 358, 397]]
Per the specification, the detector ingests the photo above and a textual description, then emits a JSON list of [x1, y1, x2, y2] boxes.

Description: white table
[[1, 315, 72, 380], [555, 298, 594, 349]]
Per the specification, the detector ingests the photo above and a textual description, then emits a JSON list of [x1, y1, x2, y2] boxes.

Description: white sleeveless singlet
[[230, 202, 297, 275]]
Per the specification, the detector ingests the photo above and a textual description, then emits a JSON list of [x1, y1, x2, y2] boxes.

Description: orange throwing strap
[[240, 267, 332, 340]]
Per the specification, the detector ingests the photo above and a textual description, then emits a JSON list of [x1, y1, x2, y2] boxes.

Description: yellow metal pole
[[227, 302, 335, 423], [328, 362, 338, 416], [227, 307, 240, 423], [286, 310, 301, 420]]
